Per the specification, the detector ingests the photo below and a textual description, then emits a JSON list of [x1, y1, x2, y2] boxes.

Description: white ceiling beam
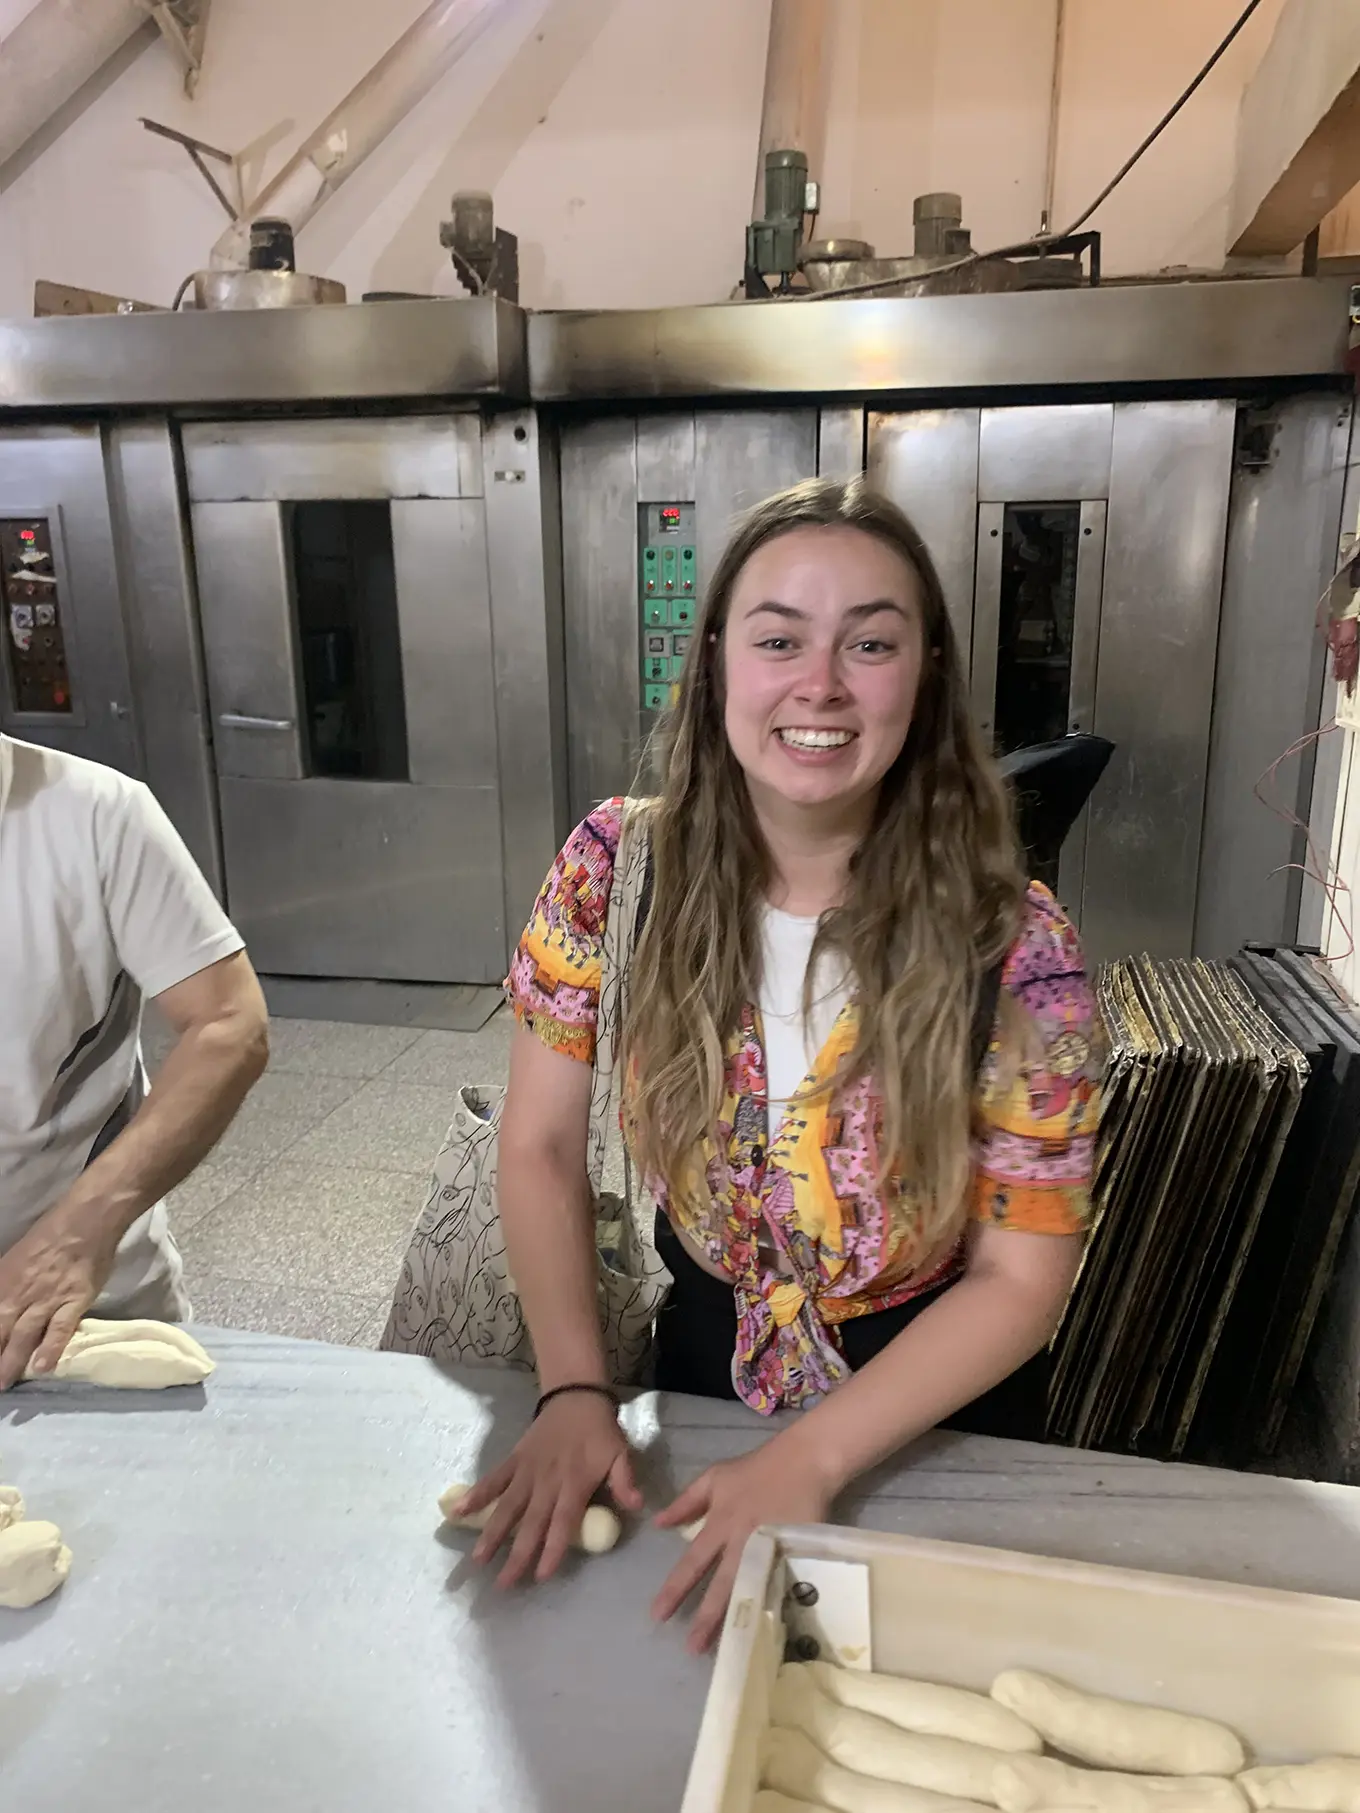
[[0, 0, 149, 173], [1229, 0, 1360, 256]]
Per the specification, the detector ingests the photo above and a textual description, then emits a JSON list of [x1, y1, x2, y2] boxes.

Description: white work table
[[3, 1329, 1358, 1812]]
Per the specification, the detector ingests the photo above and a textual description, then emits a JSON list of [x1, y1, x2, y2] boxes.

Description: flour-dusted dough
[[0, 1485, 24, 1530], [54, 1318, 209, 1359], [764, 1726, 989, 1813], [994, 1755, 1247, 1813], [0, 1519, 71, 1609], [1238, 1762, 1360, 1813], [772, 1666, 1005, 1802], [438, 1482, 622, 1555], [24, 1318, 214, 1389], [757, 1793, 840, 1813], [797, 1662, 1041, 1754], [991, 1672, 1245, 1777]]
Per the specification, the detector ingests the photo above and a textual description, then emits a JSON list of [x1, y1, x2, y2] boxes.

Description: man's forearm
[[773, 1266, 1067, 1495], [54, 1015, 267, 1243], [498, 1145, 609, 1390]]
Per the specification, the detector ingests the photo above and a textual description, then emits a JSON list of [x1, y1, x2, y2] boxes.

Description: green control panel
[[639, 501, 696, 712]]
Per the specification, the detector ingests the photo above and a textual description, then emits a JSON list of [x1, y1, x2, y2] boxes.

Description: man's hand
[[651, 1433, 840, 1653], [0, 1205, 119, 1390]]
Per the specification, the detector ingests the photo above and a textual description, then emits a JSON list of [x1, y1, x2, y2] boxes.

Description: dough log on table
[[792, 1661, 1041, 1753], [756, 1792, 838, 1813], [0, 1485, 24, 1530], [994, 1754, 1248, 1813], [23, 1318, 214, 1389], [0, 1520, 71, 1609], [764, 1726, 990, 1813], [771, 1666, 1006, 1803], [991, 1671, 1246, 1777], [438, 1482, 621, 1555], [1238, 1762, 1360, 1813]]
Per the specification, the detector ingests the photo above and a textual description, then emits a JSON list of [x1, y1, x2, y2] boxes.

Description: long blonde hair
[[623, 477, 1027, 1245]]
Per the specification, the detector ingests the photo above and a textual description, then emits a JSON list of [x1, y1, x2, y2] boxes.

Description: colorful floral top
[[506, 800, 1102, 1414]]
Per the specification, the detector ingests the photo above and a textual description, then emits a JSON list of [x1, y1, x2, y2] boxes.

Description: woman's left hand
[[651, 1435, 838, 1653]]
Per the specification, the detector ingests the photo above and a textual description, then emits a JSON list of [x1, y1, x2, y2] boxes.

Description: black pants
[[653, 1212, 1049, 1441]]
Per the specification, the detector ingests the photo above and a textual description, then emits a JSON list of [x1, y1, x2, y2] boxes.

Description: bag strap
[[585, 797, 652, 1198]]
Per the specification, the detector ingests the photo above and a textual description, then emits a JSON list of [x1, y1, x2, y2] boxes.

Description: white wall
[[0, 0, 1293, 316]]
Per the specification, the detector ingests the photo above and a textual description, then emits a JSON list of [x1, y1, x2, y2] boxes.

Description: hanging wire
[[1254, 724, 1354, 968], [1250, 555, 1360, 970], [1056, 0, 1266, 238], [795, 0, 1268, 302]]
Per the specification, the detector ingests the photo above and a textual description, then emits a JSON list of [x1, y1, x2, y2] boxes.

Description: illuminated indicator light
[[53, 688, 67, 705], [683, 580, 692, 590], [19, 528, 35, 542]]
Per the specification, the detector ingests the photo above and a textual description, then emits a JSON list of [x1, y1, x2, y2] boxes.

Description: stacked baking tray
[[1205, 948, 1360, 1468], [1049, 949, 1360, 1467]]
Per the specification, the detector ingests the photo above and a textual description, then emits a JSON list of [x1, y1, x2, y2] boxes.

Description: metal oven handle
[[218, 712, 296, 732]]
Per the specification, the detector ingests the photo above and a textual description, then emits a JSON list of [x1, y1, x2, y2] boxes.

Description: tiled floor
[[145, 1006, 519, 1349]]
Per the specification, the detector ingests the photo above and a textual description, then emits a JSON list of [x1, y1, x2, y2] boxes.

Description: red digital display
[[19, 528, 35, 542], [659, 507, 681, 529]]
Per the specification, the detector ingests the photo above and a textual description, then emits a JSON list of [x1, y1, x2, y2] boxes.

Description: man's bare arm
[[0, 951, 269, 1386]]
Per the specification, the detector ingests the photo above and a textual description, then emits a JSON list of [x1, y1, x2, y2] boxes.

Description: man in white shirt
[[0, 733, 269, 1389]]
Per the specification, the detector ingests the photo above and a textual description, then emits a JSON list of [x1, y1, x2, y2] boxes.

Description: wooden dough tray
[[679, 1525, 1360, 1813]]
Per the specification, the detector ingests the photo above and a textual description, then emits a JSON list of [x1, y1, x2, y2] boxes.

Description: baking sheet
[[684, 1525, 1360, 1813]]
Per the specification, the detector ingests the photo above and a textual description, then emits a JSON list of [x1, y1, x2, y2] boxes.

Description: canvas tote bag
[[380, 799, 671, 1384]]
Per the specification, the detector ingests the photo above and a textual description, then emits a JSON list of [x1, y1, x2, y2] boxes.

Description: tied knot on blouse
[[506, 800, 1101, 1414]]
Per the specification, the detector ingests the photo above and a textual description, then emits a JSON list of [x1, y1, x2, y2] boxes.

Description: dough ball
[[798, 1661, 1041, 1753], [578, 1505, 622, 1554], [992, 1670, 1245, 1777], [25, 1319, 214, 1389], [438, 1483, 492, 1530], [771, 1666, 1005, 1803], [1238, 1762, 1360, 1813], [0, 1520, 71, 1609], [994, 1755, 1247, 1813], [0, 1485, 24, 1530], [763, 1726, 986, 1813]]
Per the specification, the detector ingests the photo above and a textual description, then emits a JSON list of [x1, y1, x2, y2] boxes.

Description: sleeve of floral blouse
[[969, 883, 1104, 1235], [502, 798, 624, 1067]]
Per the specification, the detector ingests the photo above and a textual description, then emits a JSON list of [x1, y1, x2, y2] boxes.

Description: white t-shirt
[[0, 735, 244, 1317], [759, 905, 852, 1132]]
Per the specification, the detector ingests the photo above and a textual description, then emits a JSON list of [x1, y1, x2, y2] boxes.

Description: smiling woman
[[456, 478, 1102, 1652], [722, 529, 927, 816]]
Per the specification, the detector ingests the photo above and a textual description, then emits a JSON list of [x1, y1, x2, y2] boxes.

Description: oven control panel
[[639, 501, 696, 713], [1, 516, 73, 714]]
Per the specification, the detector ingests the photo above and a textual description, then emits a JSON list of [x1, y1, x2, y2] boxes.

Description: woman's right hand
[[455, 1391, 643, 1587]]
